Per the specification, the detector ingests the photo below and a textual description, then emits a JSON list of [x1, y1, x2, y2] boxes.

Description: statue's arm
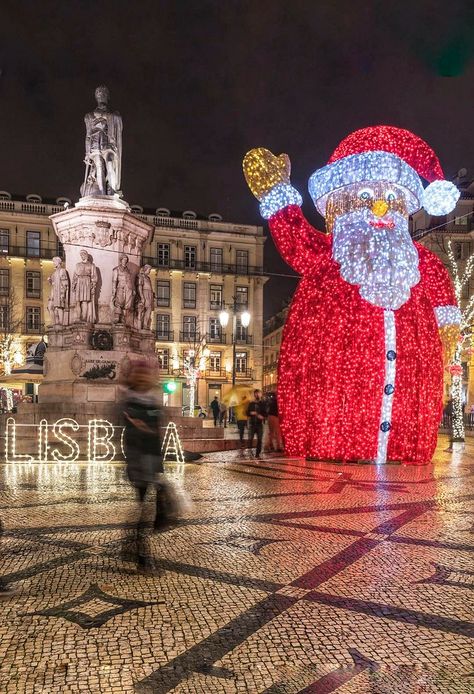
[[84, 114, 91, 158]]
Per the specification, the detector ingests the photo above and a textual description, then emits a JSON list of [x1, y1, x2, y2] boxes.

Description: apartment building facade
[[262, 305, 289, 392], [0, 191, 266, 408]]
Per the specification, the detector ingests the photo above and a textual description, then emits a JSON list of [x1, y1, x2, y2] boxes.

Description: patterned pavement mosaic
[[0, 435, 473, 693]]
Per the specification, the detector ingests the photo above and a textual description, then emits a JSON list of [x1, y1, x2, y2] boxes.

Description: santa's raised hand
[[243, 148, 302, 219]]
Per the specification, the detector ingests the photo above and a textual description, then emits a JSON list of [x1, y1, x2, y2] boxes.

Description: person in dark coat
[[210, 396, 220, 426], [246, 389, 266, 458], [123, 361, 163, 573]]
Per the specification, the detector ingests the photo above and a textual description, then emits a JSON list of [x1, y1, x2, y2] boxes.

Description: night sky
[[1, 1, 473, 317]]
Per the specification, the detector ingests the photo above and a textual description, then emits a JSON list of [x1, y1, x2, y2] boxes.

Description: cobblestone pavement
[[0, 435, 473, 693]]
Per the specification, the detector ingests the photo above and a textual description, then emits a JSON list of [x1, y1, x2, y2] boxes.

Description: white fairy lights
[[51, 418, 80, 462], [422, 179, 460, 216], [309, 151, 423, 216], [260, 183, 302, 219], [161, 422, 185, 464]]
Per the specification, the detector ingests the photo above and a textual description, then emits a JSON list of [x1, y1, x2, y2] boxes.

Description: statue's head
[[142, 264, 151, 275], [95, 85, 110, 106], [119, 254, 129, 268], [52, 256, 62, 268], [80, 249, 89, 262]]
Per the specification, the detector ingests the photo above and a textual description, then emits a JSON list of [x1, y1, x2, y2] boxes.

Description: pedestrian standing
[[246, 389, 266, 458], [122, 361, 163, 574], [219, 401, 227, 427], [264, 392, 284, 452], [210, 396, 220, 426]]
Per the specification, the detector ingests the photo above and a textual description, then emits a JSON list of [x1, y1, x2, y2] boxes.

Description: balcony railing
[[24, 322, 45, 335], [206, 332, 226, 344], [179, 331, 200, 342], [1, 245, 64, 261], [144, 256, 264, 277], [209, 301, 223, 311], [155, 330, 174, 342], [205, 368, 228, 380], [234, 333, 253, 345], [235, 368, 253, 380], [263, 361, 279, 373]]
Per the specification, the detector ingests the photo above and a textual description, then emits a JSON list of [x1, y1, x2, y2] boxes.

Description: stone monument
[[40, 86, 157, 405]]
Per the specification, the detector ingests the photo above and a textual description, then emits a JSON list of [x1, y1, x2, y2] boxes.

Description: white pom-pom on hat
[[422, 179, 460, 216]]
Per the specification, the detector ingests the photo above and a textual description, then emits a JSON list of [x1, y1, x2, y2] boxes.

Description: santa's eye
[[385, 190, 397, 202], [358, 188, 374, 201]]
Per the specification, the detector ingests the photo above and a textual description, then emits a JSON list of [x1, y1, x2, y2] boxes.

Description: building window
[[26, 306, 41, 333], [156, 280, 170, 307], [235, 352, 248, 372], [157, 348, 169, 371], [0, 305, 9, 330], [183, 282, 196, 308], [210, 284, 222, 310], [26, 271, 41, 298], [235, 316, 248, 341], [209, 317, 222, 341], [452, 241, 469, 260], [26, 231, 41, 258], [0, 229, 9, 254], [157, 243, 170, 267], [184, 245, 196, 269], [454, 215, 468, 226], [209, 351, 221, 371], [210, 247, 223, 272], [182, 315, 197, 339], [235, 286, 248, 309], [236, 249, 248, 273], [156, 314, 170, 339], [0, 269, 9, 295]]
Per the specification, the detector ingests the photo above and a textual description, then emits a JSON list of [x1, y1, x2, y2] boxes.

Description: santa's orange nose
[[371, 200, 389, 217]]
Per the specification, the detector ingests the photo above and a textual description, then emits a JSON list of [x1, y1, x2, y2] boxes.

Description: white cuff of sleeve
[[435, 305, 461, 327], [259, 183, 302, 219]]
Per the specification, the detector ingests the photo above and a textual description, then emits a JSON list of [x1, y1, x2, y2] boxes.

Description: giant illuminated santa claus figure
[[244, 126, 461, 464]]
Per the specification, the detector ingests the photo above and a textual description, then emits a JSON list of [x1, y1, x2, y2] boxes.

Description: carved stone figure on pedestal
[[72, 249, 98, 323], [81, 85, 123, 197], [47, 256, 70, 326], [112, 254, 134, 325], [136, 264, 154, 330]]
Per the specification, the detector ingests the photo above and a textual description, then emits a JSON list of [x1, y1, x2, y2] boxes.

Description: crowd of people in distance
[[210, 389, 283, 459]]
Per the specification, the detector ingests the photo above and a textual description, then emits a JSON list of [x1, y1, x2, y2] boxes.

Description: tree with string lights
[[440, 238, 474, 442], [0, 286, 24, 377]]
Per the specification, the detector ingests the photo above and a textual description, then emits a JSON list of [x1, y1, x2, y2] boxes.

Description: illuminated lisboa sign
[[5, 418, 184, 465]]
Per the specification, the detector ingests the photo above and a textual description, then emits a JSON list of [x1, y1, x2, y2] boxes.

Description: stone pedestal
[[39, 195, 158, 405], [50, 196, 153, 325]]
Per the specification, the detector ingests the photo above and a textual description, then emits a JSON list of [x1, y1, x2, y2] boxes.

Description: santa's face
[[327, 182, 420, 310]]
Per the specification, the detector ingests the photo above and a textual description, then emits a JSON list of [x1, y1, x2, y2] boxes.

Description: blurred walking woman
[[122, 361, 163, 573]]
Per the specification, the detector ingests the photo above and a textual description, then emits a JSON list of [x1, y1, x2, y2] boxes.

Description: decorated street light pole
[[183, 344, 210, 417], [218, 299, 251, 385]]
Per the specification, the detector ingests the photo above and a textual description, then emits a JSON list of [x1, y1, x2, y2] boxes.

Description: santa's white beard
[[332, 209, 420, 310]]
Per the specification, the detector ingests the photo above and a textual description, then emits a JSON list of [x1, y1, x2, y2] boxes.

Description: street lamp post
[[219, 298, 251, 386]]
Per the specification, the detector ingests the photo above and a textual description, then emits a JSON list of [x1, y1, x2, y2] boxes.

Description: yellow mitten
[[243, 148, 291, 201], [439, 324, 460, 366]]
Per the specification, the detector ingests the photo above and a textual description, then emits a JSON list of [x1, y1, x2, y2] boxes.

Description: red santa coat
[[270, 205, 457, 464]]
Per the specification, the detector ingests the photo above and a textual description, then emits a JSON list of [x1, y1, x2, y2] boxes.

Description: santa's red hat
[[308, 125, 459, 216]]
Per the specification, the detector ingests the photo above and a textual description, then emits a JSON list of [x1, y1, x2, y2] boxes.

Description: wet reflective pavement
[[0, 436, 473, 693]]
